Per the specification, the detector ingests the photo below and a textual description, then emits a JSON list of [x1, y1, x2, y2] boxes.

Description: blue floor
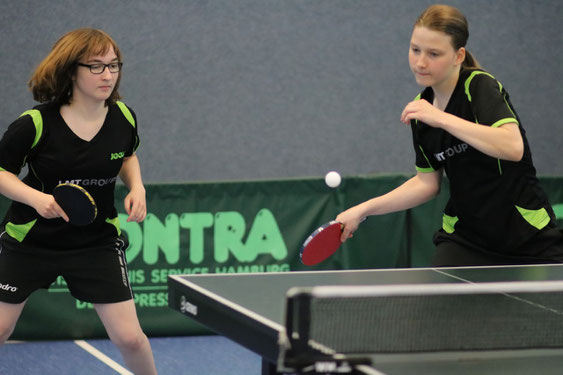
[[0, 336, 261, 374]]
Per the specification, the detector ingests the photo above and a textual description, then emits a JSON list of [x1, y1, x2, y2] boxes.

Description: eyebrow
[[410, 43, 443, 53], [85, 57, 119, 63]]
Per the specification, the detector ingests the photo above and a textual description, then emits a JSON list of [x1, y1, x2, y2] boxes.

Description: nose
[[100, 65, 113, 79], [416, 54, 427, 69]]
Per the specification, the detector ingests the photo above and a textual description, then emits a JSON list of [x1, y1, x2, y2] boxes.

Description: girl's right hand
[[33, 193, 69, 222], [336, 206, 366, 243]]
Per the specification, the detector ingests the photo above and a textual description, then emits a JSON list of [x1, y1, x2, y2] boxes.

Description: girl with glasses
[[0, 28, 157, 374]]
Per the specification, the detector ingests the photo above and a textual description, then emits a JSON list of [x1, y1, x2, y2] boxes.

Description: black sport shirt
[[0, 101, 139, 250], [411, 68, 557, 253]]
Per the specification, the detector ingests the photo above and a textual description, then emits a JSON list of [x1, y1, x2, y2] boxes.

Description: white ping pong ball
[[325, 171, 341, 188]]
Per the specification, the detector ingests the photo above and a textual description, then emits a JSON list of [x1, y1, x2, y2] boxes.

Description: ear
[[455, 47, 466, 66]]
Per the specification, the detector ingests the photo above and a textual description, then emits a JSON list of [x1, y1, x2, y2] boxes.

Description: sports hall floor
[[1, 335, 260, 374]]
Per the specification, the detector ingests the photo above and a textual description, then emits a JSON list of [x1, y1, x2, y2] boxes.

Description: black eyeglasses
[[77, 62, 123, 74]]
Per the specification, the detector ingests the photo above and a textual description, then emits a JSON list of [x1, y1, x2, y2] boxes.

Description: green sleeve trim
[[515, 205, 551, 230], [417, 146, 434, 172], [464, 71, 496, 102], [464, 71, 518, 154], [442, 214, 458, 234], [0, 166, 7, 172], [491, 118, 518, 128], [105, 216, 122, 236], [413, 94, 434, 172], [19, 110, 43, 149], [116, 101, 136, 128], [415, 166, 435, 173], [134, 137, 140, 153], [6, 219, 37, 242]]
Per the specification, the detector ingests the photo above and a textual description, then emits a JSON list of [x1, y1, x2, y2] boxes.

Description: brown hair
[[415, 4, 480, 69], [29, 28, 123, 105]]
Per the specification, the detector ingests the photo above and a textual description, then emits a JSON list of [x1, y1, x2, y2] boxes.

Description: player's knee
[[0, 322, 16, 345], [112, 329, 147, 352], [0, 301, 25, 345]]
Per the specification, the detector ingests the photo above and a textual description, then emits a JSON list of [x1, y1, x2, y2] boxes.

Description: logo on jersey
[[434, 143, 469, 162], [111, 152, 125, 160], [58, 177, 118, 187], [0, 282, 18, 292]]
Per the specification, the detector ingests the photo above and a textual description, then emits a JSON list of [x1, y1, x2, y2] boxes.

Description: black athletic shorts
[[0, 234, 133, 304], [432, 226, 563, 267]]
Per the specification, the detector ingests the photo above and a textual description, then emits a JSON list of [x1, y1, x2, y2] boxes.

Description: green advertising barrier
[[6, 174, 563, 340]]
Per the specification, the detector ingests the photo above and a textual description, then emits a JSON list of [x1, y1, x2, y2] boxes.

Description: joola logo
[[434, 143, 469, 161], [111, 152, 125, 160], [0, 282, 18, 292]]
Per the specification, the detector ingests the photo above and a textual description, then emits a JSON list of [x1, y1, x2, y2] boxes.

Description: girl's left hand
[[123, 188, 147, 222], [400, 99, 447, 128]]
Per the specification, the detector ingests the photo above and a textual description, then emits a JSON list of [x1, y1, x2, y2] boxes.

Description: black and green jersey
[[411, 68, 557, 253], [0, 101, 139, 250]]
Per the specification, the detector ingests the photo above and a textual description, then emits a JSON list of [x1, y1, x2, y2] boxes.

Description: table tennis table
[[168, 265, 563, 374]]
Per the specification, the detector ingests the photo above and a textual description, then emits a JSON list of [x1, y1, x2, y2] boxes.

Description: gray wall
[[1, 0, 561, 183]]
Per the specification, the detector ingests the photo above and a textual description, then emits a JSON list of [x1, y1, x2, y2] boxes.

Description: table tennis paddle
[[300, 221, 344, 266], [53, 183, 97, 226]]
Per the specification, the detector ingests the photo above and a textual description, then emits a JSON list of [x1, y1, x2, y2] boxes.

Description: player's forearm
[[358, 172, 441, 217], [439, 113, 524, 161], [0, 171, 45, 207], [119, 154, 145, 192]]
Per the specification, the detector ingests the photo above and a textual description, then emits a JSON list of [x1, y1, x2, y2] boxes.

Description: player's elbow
[[420, 177, 441, 202], [426, 182, 441, 200], [504, 140, 524, 162], [432, 183, 441, 196], [513, 141, 524, 161], [502, 126, 525, 162], [414, 170, 442, 202]]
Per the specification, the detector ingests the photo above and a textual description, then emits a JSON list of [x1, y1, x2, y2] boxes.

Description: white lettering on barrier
[[180, 295, 198, 316]]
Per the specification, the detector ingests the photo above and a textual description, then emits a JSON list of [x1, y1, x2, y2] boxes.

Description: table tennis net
[[283, 282, 563, 355]]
